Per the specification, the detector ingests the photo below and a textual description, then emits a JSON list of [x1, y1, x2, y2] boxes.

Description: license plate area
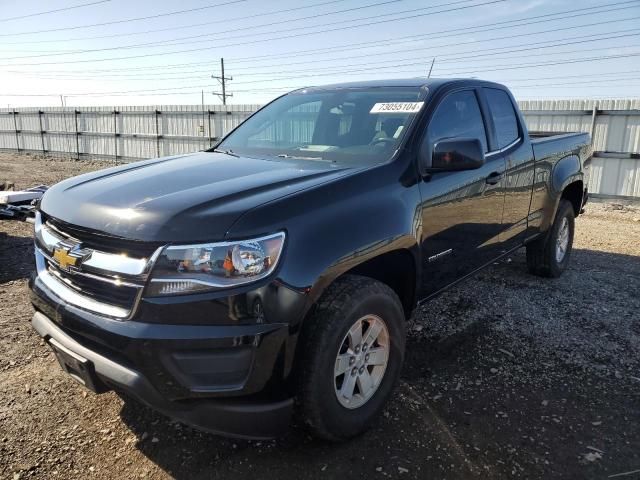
[[48, 338, 107, 393]]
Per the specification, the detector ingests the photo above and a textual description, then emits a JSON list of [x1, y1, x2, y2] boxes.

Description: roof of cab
[[296, 77, 505, 91]]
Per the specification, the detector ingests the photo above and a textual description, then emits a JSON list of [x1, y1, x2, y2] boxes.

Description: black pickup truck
[[29, 79, 590, 440]]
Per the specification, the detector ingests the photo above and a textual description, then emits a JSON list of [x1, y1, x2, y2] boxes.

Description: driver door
[[418, 88, 506, 297]]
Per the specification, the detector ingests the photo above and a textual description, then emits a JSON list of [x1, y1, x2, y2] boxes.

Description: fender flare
[[551, 154, 582, 194], [303, 236, 421, 310], [549, 154, 584, 225]]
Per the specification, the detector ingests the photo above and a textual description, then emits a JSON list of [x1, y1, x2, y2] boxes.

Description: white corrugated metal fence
[[1, 100, 639, 199], [0, 104, 259, 162], [519, 99, 640, 199]]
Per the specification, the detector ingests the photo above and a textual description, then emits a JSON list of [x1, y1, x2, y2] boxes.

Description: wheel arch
[[338, 248, 417, 320], [549, 152, 584, 223], [560, 180, 584, 217]]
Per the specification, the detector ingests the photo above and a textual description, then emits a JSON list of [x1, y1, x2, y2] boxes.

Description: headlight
[[146, 232, 285, 296]]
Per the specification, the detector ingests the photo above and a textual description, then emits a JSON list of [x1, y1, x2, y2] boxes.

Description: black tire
[[298, 275, 406, 441], [526, 199, 575, 278]]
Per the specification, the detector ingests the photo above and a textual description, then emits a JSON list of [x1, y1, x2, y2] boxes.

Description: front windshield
[[217, 87, 426, 165]]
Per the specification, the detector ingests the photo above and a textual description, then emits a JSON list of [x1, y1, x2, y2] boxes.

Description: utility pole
[[427, 57, 436, 78], [211, 57, 233, 105], [221, 58, 227, 105], [201, 89, 207, 143]]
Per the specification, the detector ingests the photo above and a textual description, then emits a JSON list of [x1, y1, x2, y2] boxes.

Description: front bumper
[[28, 269, 309, 439], [32, 311, 294, 439]]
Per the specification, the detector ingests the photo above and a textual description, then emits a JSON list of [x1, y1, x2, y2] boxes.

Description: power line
[[513, 83, 640, 89], [501, 69, 640, 83], [94, 0, 460, 51], [430, 36, 640, 65], [10, 0, 634, 74], [1, 0, 406, 55], [509, 79, 640, 88], [0, 0, 481, 60], [20, 30, 640, 83], [5, 35, 635, 105], [24, 47, 640, 83], [228, 51, 640, 86], [0, 0, 345, 45], [0, 0, 507, 66], [1, 0, 404, 60], [226, 28, 640, 84], [6, 76, 640, 100], [8, 0, 638, 76], [2, 4, 637, 103], [6, 34, 639, 99], [0, 0, 110, 23], [0, 0, 246, 37], [4, 52, 640, 98], [224, 0, 640, 64], [228, 16, 640, 72], [443, 53, 640, 76], [5, 81, 640, 99], [215, 29, 640, 81]]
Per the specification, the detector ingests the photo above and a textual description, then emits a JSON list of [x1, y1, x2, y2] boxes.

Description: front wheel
[[298, 275, 405, 441], [526, 199, 576, 278]]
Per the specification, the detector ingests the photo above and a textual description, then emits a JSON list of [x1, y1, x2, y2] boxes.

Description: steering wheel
[[369, 137, 395, 146]]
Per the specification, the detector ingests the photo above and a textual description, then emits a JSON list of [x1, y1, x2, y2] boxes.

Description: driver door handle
[[485, 171, 503, 185]]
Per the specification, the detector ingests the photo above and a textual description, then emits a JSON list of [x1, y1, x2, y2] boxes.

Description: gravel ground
[[1, 152, 639, 480]]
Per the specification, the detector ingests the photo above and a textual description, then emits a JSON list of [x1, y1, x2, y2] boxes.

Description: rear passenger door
[[482, 87, 536, 247]]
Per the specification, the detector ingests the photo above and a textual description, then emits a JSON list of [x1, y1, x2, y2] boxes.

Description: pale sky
[[1, 0, 639, 107]]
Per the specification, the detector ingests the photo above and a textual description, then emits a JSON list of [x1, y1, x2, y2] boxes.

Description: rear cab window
[[484, 88, 520, 149]]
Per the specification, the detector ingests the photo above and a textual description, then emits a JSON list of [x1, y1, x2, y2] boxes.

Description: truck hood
[[40, 151, 352, 242]]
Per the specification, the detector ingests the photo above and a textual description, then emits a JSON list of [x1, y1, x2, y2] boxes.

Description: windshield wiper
[[213, 148, 239, 157]]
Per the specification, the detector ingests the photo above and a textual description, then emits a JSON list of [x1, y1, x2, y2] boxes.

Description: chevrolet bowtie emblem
[[52, 247, 79, 270], [52, 244, 91, 271]]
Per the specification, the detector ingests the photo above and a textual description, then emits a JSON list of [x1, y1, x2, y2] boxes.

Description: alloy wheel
[[556, 216, 570, 263], [334, 314, 390, 409]]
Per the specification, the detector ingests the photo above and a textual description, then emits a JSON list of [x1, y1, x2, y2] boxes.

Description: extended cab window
[[485, 88, 519, 149], [428, 90, 488, 153], [218, 87, 425, 165]]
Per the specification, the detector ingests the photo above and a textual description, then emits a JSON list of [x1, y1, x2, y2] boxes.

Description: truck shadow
[[116, 353, 484, 479], [114, 304, 499, 479]]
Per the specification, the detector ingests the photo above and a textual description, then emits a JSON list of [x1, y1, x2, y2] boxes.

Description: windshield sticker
[[370, 102, 424, 114]]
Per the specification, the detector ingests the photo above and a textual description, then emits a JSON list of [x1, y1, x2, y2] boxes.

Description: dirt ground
[[1, 152, 639, 480]]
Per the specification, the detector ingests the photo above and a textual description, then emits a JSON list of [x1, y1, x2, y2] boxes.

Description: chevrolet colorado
[[29, 79, 590, 440]]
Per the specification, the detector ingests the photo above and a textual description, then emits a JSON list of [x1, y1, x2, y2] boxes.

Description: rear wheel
[[526, 199, 575, 278], [298, 275, 405, 441]]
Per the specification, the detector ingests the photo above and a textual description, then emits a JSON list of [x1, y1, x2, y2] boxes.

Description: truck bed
[[529, 131, 590, 161]]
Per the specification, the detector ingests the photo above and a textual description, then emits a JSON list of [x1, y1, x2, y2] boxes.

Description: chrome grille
[[46, 263, 140, 309], [34, 212, 162, 319]]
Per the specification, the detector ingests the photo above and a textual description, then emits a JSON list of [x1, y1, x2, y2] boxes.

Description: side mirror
[[431, 138, 485, 171]]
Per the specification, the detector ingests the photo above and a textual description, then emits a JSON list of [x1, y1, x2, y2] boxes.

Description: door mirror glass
[[432, 138, 485, 171]]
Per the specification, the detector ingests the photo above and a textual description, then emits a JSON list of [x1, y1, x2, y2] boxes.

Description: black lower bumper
[[32, 311, 294, 439]]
